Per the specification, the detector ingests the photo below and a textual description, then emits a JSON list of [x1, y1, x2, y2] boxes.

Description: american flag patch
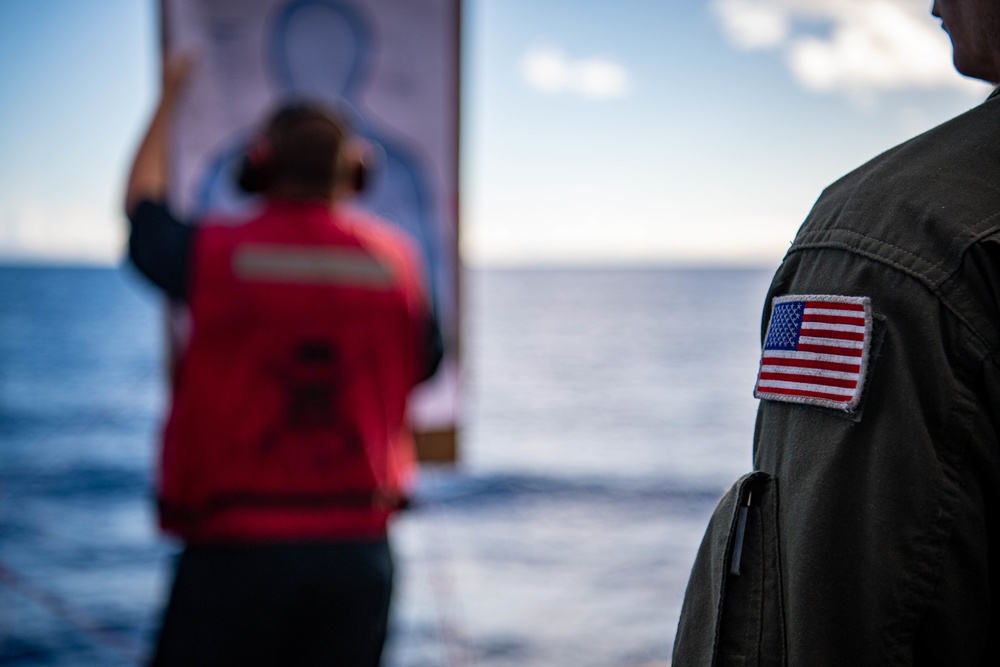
[[754, 295, 873, 411]]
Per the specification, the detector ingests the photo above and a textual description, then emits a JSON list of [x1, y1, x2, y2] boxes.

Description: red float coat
[[158, 200, 429, 543]]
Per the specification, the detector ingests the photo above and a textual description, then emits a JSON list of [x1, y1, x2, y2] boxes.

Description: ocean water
[[0, 264, 774, 666]]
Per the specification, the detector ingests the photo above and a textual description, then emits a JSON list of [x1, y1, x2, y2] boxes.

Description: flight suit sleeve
[[673, 246, 1000, 665]]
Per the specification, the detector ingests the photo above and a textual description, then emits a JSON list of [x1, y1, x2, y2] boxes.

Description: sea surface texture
[[0, 265, 773, 666]]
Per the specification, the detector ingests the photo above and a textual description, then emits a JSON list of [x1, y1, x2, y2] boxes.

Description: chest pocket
[[673, 472, 786, 666]]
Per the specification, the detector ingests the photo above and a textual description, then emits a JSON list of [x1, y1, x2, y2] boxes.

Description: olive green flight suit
[[673, 92, 1000, 665]]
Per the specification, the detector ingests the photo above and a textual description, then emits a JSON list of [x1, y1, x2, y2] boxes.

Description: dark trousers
[[151, 539, 394, 667]]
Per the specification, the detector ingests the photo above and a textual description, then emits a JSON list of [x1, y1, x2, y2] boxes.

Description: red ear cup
[[344, 138, 379, 193], [237, 136, 274, 193], [247, 137, 273, 170], [352, 161, 368, 193]]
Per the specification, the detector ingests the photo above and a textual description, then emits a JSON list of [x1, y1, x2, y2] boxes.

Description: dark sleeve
[[675, 247, 999, 664], [418, 310, 444, 384], [127, 199, 195, 301]]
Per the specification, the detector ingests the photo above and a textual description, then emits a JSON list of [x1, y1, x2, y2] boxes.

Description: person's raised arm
[[124, 53, 197, 301], [124, 54, 194, 217]]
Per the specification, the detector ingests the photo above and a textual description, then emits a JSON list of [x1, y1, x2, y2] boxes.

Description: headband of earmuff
[[236, 102, 368, 196]]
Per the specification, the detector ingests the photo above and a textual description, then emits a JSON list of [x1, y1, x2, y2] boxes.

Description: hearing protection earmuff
[[345, 138, 372, 194], [236, 136, 275, 194]]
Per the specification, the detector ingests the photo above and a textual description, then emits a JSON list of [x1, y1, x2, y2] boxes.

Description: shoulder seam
[[786, 238, 1000, 369]]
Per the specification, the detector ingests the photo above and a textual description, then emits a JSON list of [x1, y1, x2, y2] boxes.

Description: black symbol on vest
[[257, 340, 365, 471]]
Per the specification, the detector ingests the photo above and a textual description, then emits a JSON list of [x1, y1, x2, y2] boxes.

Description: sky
[[0, 0, 991, 267]]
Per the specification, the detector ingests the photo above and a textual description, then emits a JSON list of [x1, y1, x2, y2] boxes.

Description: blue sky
[[0, 0, 157, 263], [0, 0, 990, 266]]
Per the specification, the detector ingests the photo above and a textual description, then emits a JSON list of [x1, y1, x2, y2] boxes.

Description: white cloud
[[710, 0, 990, 99], [711, 0, 789, 49], [521, 47, 631, 98]]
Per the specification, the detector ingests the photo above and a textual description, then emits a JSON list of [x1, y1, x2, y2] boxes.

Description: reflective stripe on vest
[[233, 244, 393, 287]]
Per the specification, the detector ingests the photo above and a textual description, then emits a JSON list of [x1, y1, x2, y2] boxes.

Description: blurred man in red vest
[[125, 55, 441, 666]]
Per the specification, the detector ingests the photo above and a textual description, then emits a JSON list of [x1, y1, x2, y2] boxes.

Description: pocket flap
[[673, 471, 785, 666]]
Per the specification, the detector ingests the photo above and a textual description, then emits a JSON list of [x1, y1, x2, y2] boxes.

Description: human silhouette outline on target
[[194, 0, 447, 325]]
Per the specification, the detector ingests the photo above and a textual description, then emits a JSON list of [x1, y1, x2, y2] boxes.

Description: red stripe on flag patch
[[804, 301, 864, 311], [796, 343, 864, 357], [760, 356, 862, 373], [800, 328, 865, 341]]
